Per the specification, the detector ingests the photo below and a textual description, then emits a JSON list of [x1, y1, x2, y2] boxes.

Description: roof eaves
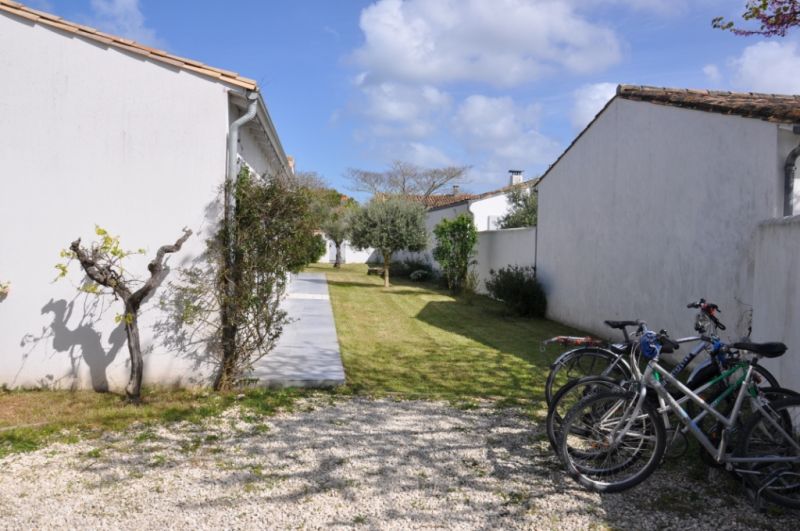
[[535, 91, 620, 189], [0, 0, 258, 91]]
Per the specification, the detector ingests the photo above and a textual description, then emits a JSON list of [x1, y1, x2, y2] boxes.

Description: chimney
[[452, 184, 460, 196], [509, 169, 523, 186], [287, 156, 296, 175]]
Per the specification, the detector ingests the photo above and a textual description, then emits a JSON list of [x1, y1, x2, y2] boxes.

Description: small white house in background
[[0, 1, 290, 390], [536, 85, 800, 382], [318, 238, 376, 264], [397, 174, 539, 290]]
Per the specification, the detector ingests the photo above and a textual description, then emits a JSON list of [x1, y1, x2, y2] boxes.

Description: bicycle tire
[[545, 347, 631, 406], [546, 375, 623, 453], [558, 390, 666, 493], [734, 396, 800, 509]]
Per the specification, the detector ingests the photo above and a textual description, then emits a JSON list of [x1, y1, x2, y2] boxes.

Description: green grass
[[1, 262, 579, 458], [0, 387, 301, 458], [306, 263, 581, 405]]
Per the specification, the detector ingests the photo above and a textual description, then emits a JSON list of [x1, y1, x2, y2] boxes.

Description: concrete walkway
[[250, 272, 345, 387]]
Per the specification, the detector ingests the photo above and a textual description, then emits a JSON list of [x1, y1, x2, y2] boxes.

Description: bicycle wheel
[[545, 348, 630, 406], [558, 390, 666, 493], [734, 396, 800, 509], [546, 375, 623, 453]]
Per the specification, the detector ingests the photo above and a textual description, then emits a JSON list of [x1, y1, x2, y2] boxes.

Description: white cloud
[[353, 0, 622, 88], [454, 95, 561, 178], [406, 143, 454, 167], [731, 40, 800, 94], [570, 82, 617, 130], [88, 0, 163, 48], [358, 82, 451, 138], [703, 64, 722, 85]]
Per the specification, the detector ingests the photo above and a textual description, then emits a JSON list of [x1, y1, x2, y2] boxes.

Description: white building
[[318, 238, 376, 265], [536, 85, 800, 381], [396, 177, 538, 290], [0, 2, 290, 390]]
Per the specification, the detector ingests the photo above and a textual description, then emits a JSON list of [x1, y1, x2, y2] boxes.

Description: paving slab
[[250, 272, 345, 387]]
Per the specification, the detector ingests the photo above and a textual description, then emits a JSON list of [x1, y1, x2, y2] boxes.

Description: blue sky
[[29, 0, 800, 197]]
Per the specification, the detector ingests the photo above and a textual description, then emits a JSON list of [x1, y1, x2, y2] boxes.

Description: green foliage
[[432, 214, 477, 293], [304, 233, 327, 264], [349, 197, 427, 286], [409, 270, 430, 282], [53, 226, 146, 284], [499, 187, 537, 229], [485, 265, 547, 318], [165, 167, 320, 390], [385, 258, 433, 279], [316, 191, 358, 267]]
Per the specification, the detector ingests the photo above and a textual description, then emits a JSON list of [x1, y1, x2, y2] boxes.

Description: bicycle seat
[[732, 341, 787, 358], [604, 320, 639, 330]]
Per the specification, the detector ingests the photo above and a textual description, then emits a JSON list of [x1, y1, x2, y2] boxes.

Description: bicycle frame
[[616, 359, 800, 466]]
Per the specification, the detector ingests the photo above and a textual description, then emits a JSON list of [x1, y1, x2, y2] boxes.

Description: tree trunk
[[334, 241, 343, 268], [123, 301, 144, 403], [382, 251, 391, 288]]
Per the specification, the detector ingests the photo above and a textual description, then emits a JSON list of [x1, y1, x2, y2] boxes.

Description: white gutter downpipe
[[218, 91, 258, 388], [226, 91, 259, 217]]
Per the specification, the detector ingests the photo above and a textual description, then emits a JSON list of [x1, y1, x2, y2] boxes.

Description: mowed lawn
[[307, 263, 582, 405]]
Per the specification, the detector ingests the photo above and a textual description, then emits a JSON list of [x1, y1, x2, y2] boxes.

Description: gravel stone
[[0, 397, 794, 530]]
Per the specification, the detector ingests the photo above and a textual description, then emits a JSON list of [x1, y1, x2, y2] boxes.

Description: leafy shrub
[[303, 234, 326, 264], [432, 214, 477, 293], [409, 270, 430, 282], [485, 265, 546, 317], [390, 259, 433, 278]]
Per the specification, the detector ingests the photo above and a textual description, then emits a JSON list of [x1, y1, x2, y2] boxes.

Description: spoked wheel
[[546, 375, 624, 453], [558, 390, 666, 493], [545, 348, 630, 406], [734, 396, 800, 509]]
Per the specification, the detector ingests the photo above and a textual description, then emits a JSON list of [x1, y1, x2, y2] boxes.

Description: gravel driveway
[[0, 397, 793, 530]]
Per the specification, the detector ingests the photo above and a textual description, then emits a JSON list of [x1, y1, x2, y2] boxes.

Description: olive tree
[[321, 196, 358, 268], [499, 186, 538, 228], [58, 226, 192, 402], [349, 197, 427, 287]]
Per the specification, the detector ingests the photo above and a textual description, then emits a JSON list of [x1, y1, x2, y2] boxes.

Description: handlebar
[[687, 298, 727, 331]]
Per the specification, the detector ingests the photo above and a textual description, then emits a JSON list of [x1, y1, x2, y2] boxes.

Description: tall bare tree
[[347, 161, 468, 198]]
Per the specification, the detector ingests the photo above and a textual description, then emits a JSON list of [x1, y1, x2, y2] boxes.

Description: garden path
[[250, 272, 345, 387]]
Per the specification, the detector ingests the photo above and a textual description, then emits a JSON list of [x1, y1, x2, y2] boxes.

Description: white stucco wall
[[474, 228, 536, 293], [469, 194, 511, 231], [751, 216, 800, 387], [319, 237, 376, 264], [537, 98, 789, 341], [0, 13, 274, 390]]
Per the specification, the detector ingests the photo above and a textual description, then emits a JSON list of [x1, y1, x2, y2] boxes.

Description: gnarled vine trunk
[[71, 228, 192, 402]]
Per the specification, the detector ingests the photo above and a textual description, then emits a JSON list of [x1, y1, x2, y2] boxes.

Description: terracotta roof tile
[[617, 85, 800, 124], [420, 180, 539, 211], [536, 84, 800, 188], [409, 194, 479, 209], [0, 0, 258, 91]]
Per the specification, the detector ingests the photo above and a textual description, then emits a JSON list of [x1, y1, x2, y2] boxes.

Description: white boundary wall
[[751, 216, 800, 387], [474, 228, 536, 293]]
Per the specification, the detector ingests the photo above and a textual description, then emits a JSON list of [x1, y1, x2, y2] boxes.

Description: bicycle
[[545, 301, 779, 453], [557, 324, 800, 509]]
